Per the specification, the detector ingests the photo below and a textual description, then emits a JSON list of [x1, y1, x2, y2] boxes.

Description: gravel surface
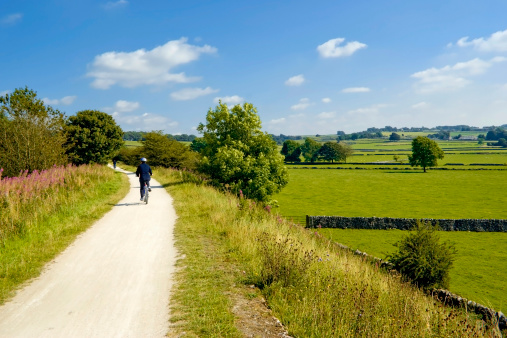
[[0, 167, 177, 337]]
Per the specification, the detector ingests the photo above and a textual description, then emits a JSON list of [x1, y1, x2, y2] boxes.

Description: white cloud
[[285, 74, 305, 86], [317, 38, 367, 58], [342, 87, 370, 93], [103, 0, 128, 9], [213, 95, 244, 105], [455, 29, 507, 52], [411, 58, 503, 93], [1, 13, 23, 25], [43, 95, 77, 106], [115, 100, 139, 112], [171, 87, 219, 101], [269, 118, 286, 124], [113, 111, 178, 131], [322, 97, 331, 103], [347, 104, 387, 116], [291, 98, 311, 110], [87, 38, 217, 89], [411, 102, 428, 109], [318, 111, 336, 119]]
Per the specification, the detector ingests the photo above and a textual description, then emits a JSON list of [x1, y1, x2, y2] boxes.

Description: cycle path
[[0, 167, 177, 337]]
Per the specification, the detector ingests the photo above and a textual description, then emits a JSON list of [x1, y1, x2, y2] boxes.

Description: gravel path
[[0, 167, 177, 337]]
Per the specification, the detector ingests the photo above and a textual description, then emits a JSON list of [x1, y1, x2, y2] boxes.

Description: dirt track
[[0, 167, 177, 337]]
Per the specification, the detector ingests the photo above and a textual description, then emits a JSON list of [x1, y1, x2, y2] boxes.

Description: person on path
[[136, 157, 152, 201]]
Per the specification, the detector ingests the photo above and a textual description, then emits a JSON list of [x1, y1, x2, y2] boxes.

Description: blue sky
[[1, 0, 507, 135]]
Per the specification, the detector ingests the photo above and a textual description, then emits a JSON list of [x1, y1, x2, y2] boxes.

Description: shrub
[[388, 221, 456, 290]]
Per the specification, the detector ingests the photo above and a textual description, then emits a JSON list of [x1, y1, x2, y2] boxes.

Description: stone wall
[[307, 216, 507, 232]]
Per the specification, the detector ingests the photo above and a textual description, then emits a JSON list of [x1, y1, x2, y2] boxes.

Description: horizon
[[2, 1, 507, 135]]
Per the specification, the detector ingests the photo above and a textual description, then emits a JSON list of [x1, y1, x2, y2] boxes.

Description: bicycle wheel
[[144, 185, 149, 204]]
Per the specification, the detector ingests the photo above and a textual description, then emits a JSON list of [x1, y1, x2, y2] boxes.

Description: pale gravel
[[0, 167, 177, 337]]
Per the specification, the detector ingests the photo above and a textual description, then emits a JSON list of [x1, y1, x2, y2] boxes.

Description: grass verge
[[155, 167, 501, 337], [0, 166, 128, 304]]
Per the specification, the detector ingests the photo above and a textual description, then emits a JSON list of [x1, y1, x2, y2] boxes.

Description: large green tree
[[142, 131, 199, 169], [300, 137, 321, 163], [65, 110, 124, 165], [196, 101, 288, 202], [408, 136, 444, 172], [0, 87, 67, 177]]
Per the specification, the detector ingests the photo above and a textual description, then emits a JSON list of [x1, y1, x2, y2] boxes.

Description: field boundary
[[306, 215, 507, 232]]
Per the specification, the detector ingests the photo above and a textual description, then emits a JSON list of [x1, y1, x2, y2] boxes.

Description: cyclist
[[136, 157, 152, 201]]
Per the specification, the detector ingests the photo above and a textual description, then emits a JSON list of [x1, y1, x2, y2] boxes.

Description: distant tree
[[281, 140, 298, 156], [65, 110, 124, 165], [0, 87, 67, 177], [196, 101, 288, 202], [285, 147, 302, 163], [408, 136, 444, 172], [142, 131, 199, 169], [388, 221, 456, 290], [496, 138, 507, 148], [318, 141, 353, 163], [389, 132, 401, 141], [300, 137, 321, 163], [189, 137, 207, 152]]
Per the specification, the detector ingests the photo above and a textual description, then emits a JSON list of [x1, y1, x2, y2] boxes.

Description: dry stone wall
[[307, 216, 507, 232]]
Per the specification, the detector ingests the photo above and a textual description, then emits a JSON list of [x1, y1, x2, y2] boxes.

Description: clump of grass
[[156, 167, 501, 337], [0, 164, 128, 303]]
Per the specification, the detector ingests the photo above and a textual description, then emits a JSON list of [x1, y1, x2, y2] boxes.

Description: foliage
[[118, 146, 144, 166], [142, 131, 199, 169], [196, 101, 288, 202], [485, 128, 507, 141], [387, 222, 457, 290], [408, 136, 444, 172], [389, 132, 401, 141], [495, 138, 507, 148], [0, 87, 67, 177], [65, 110, 124, 165], [123, 131, 146, 141], [300, 137, 321, 162], [281, 140, 301, 162], [318, 141, 354, 163], [270, 134, 303, 145]]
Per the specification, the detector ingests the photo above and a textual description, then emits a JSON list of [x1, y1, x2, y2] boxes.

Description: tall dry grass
[[156, 167, 501, 337]]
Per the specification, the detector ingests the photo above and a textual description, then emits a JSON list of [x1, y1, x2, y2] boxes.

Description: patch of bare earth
[[231, 285, 292, 338]]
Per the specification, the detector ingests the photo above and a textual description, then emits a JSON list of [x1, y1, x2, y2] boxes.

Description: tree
[[388, 221, 456, 290], [318, 141, 354, 163], [196, 101, 288, 202], [389, 132, 401, 141], [142, 131, 199, 169], [65, 110, 124, 165], [281, 140, 301, 162], [408, 136, 444, 172], [300, 137, 321, 163], [496, 138, 507, 148], [0, 87, 67, 177]]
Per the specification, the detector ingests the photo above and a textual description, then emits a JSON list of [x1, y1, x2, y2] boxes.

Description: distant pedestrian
[[113, 158, 117, 169]]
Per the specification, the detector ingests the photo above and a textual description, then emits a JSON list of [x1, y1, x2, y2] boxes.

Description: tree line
[[0, 87, 124, 178], [280, 138, 354, 163]]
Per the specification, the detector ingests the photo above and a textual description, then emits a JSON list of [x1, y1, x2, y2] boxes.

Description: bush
[[387, 221, 456, 290]]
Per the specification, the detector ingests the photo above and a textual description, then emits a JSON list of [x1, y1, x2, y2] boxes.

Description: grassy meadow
[[153, 168, 499, 337], [274, 169, 507, 219], [318, 229, 507, 313]]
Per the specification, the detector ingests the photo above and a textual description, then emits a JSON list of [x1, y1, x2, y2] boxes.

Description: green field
[[273, 169, 507, 219], [317, 228, 507, 313]]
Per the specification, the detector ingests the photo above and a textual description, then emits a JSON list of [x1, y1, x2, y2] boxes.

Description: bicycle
[[142, 182, 149, 204]]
